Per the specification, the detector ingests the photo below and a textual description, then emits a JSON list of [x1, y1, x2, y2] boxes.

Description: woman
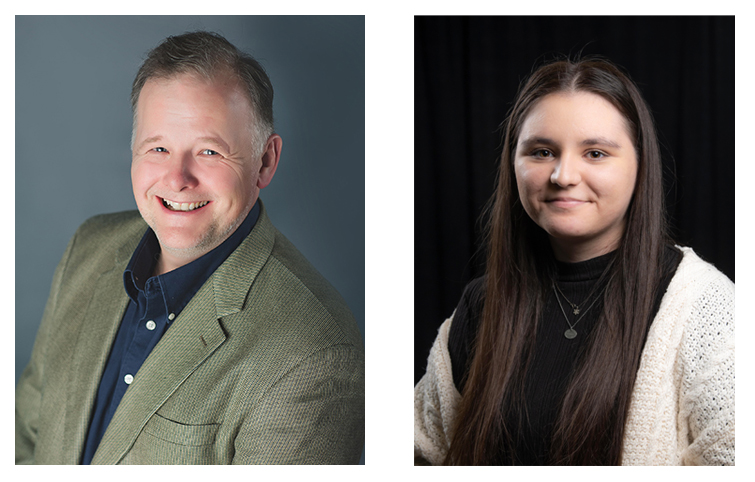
[[414, 58, 734, 465]]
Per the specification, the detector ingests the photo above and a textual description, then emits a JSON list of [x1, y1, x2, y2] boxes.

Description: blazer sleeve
[[15, 231, 77, 464], [678, 272, 735, 466], [231, 343, 365, 464]]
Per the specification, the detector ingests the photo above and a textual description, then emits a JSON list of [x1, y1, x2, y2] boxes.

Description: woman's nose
[[550, 153, 581, 187]]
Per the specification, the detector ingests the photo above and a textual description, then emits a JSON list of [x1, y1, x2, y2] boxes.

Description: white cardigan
[[414, 248, 734, 465]]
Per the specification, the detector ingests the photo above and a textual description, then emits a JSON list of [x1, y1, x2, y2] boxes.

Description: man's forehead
[[132, 73, 256, 149], [135, 72, 252, 120]]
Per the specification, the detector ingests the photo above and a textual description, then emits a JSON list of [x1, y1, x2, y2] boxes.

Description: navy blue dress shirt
[[81, 201, 260, 464]]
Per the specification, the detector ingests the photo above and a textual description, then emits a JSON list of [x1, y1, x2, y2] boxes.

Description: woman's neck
[[548, 236, 620, 263]]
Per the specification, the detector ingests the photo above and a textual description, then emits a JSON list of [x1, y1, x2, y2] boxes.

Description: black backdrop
[[414, 16, 735, 384]]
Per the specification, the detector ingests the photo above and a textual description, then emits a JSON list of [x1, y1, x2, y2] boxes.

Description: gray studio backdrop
[[15, 16, 365, 459]]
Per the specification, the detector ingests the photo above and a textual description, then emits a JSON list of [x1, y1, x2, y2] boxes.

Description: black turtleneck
[[447, 245, 682, 465]]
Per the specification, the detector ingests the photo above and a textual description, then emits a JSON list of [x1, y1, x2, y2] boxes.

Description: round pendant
[[564, 328, 577, 339]]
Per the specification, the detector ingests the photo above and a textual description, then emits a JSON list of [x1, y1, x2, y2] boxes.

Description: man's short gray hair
[[130, 31, 274, 155]]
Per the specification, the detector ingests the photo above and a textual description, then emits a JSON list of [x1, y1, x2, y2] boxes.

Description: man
[[15, 31, 364, 465]]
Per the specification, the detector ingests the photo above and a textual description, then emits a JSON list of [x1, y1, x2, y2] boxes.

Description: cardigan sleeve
[[414, 316, 462, 465], [677, 268, 735, 465]]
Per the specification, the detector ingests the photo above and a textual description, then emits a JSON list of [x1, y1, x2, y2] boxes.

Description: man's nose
[[549, 152, 581, 187], [163, 151, 199, 191]]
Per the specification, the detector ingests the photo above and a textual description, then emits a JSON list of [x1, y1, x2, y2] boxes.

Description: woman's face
[[514, 91, 638, 262]]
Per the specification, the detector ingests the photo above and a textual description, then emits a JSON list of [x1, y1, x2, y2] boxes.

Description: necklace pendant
[[564, 328, 577, 339], [573, 307, 580, 315]]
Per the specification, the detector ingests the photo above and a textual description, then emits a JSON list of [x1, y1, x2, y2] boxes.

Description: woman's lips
[[546, 198, 586, 208]]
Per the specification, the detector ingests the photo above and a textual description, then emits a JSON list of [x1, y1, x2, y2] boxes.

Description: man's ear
[[257, 134, 282, 189]]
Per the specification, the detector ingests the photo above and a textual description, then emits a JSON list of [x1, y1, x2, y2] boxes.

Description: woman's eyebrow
[[518, 136, 622, 149], [581, 137, 622, 149], [518, 136, 556, 150]]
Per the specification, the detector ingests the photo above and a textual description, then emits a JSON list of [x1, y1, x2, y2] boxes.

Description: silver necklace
[[553, 283, 604, 339], [553, 280, 601, 316], [552, 256, 616, 338]]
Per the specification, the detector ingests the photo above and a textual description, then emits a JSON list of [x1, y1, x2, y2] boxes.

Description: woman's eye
[[152, 147, 168, 153], [532, 149, 553, 158], [200, 149, 219, 156], [587, 150, 606, 159]]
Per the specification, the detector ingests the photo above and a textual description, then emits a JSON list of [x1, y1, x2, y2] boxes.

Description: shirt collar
[[123, 200, 261, 319]]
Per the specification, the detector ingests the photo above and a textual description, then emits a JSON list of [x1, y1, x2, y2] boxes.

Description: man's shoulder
[[75, 210, 146, 240], [64, 211, 146, 268], [251, 220, 362, 349]]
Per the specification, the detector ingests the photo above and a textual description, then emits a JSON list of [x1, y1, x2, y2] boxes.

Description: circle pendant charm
[[564, 328, 577, 339]]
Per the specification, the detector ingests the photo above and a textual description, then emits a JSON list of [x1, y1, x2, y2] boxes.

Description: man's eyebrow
[[137, 136, 163, 150], [136, 136, 231, 152], [196, 137, 230, 150]]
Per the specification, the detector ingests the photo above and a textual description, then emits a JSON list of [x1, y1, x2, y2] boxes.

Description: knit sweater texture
[[414, 247, 735, 465]]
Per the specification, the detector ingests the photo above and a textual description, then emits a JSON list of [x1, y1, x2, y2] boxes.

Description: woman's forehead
[[518, 92, 631, 144]]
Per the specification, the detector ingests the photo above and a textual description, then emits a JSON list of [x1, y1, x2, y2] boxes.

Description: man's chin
[[148, 218, 242, 272], [153, 232, 223, 267]]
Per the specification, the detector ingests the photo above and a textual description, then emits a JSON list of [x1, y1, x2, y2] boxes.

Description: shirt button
[[168, 313, 175, 321], [124, 374, 134, 385], [146, 320, 156, 331]]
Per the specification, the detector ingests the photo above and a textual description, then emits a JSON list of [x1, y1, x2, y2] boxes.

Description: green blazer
[[15, 203, 364, 464]]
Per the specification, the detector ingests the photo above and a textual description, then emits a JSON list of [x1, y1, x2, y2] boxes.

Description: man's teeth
[[162, 199, 209, 211]]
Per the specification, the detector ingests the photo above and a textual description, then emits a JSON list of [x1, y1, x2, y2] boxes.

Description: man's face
[[131, 73, 265, 273]]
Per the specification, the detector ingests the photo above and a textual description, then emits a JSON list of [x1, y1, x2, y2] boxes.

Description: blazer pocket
[[143, 413, 220, 447]]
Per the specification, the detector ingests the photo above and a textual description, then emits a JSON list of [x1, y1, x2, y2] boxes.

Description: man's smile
[[161, 198, 210, 212]]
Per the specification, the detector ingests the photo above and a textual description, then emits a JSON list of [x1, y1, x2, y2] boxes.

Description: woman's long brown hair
[[444, 58, 670, 465]]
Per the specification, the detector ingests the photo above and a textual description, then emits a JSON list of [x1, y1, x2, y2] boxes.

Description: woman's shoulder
[[449, 276, 486, 333], [455, 276, 486, 318], [448, 276, 487, 392], [670, 247, 733, 301], [652, 246, 734, 366], [675, 246, 733, 325]]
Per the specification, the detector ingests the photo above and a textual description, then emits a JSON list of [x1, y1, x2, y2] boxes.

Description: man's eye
[[200, 149, 219, 156], [152, 147, 168, 153]]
